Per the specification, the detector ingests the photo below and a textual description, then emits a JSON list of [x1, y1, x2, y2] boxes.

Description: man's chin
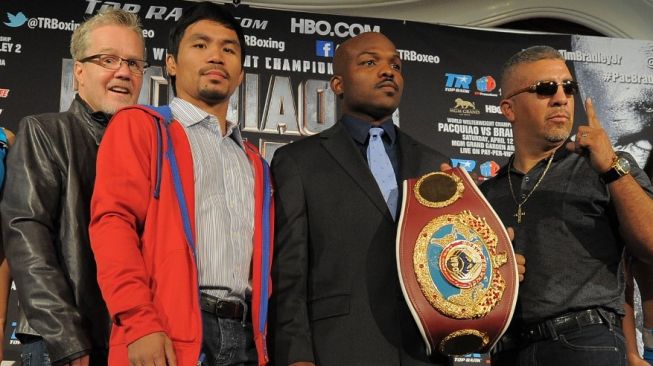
[[366, 101, 399, 118], [545, 133, 570, 144], [102, 100, 138, 115], [543, 125, 571, 143], [199, 89, 229, 103]]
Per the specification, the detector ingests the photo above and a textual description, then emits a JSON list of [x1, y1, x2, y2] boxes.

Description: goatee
[[545, 131, 570, 143], [199, 89, 228, 103]]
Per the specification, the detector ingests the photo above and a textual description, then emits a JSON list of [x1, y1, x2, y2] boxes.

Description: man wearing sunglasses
[[1, 9, 146, 366], [480, 45, 653, 366]]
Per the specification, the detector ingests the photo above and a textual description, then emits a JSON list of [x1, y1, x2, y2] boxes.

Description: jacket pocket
[[152, 249, 201, 343], [309, 294, 350, 321]]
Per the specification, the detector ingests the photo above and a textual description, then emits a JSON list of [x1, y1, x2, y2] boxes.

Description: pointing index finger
[[585, 97, 600, 128]]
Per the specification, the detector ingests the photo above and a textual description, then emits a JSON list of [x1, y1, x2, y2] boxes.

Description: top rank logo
[[9, 321, 18, 345], [4, 12, 27, 28], [445, 73, 472, 93], [451, 158, 477, 172], [316, 40, 333, 57]]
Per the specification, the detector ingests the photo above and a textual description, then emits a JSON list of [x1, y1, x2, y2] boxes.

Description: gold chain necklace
[[507, 152, 555, 224]]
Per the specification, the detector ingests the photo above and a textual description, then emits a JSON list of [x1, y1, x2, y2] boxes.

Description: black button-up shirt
[[481, 147, 653, 324], [340, 114, 399, 179]]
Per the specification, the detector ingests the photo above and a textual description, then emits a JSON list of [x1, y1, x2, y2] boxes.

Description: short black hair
[[501, 45, 564, 91], [167, 2, 246, 93]]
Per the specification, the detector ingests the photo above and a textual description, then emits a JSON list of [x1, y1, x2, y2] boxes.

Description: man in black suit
[[269, 32, 449, 366]]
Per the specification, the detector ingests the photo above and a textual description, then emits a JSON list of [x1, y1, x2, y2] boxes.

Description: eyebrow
[[187, 33, 211, 42], [187, 32, 241, 48], [357, 51, 400, 59], [91, 47, 143, 60], [222, 39, 241, 48]]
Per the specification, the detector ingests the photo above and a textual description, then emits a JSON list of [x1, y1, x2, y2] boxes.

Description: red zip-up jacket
[[90, 106, 273, 365]]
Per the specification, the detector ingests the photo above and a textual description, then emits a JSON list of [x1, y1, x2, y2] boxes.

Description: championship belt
[[396, 168, 518, 356]]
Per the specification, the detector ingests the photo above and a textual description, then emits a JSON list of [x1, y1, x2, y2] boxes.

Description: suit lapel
[[397, 130, 425, 181], [320, 123, 394, 221]]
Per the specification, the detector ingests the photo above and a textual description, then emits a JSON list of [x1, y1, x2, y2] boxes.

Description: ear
[[330, 75, 344, 97], [166, 54, 177, 77], [500, 99, 515, 123], [73, 61, 83, 91]]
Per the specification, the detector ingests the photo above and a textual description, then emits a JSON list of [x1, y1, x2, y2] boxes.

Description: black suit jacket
[[269, 121, 449, 365]]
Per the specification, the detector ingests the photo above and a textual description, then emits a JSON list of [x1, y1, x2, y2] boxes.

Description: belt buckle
[[547, 311, 583, 337], [520, 324, 542, 342], [520, 319, 558, 342], [521, 329, 534, 342], [215, 299, 232, 318], [218, 299, 248, 324], [594, 308, 616, 330], [200, 293, 249, 324], [550, 313, 574, 335], [215, 300, 227, 315]]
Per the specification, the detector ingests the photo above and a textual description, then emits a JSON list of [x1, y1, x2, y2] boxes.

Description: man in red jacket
[[89, 2, 274, 366]]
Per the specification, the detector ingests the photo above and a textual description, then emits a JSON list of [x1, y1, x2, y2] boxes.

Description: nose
[[550, 83, 569, 106], [114, 60, 133, 79], [207, 46, 226, 65], [379, 62, 396, 78]]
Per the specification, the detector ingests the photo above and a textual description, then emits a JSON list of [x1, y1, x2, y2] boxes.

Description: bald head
[[333, 32, 396, 76], [330, 32, 403, 123]]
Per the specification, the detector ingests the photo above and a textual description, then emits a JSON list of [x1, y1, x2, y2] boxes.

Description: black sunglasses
[[506, 80, 578, 99]]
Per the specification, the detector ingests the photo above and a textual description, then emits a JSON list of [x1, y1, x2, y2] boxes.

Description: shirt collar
[[498, 142, 571, 178], [340, 114, 397, 146], [75, 94, 111, 126], [553, 141, 571, 161], [169, 97, 244, 148]]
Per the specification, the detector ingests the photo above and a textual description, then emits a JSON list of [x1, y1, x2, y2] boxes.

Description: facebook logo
[[316, 40, 334, 57]]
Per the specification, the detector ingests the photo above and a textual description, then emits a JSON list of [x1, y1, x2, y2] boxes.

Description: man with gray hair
[[481, 45, 653, 365], [1, 8, 146, 366]]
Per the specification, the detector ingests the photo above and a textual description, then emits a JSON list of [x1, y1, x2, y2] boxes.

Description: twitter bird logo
[[4, 12, 28, 28]]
